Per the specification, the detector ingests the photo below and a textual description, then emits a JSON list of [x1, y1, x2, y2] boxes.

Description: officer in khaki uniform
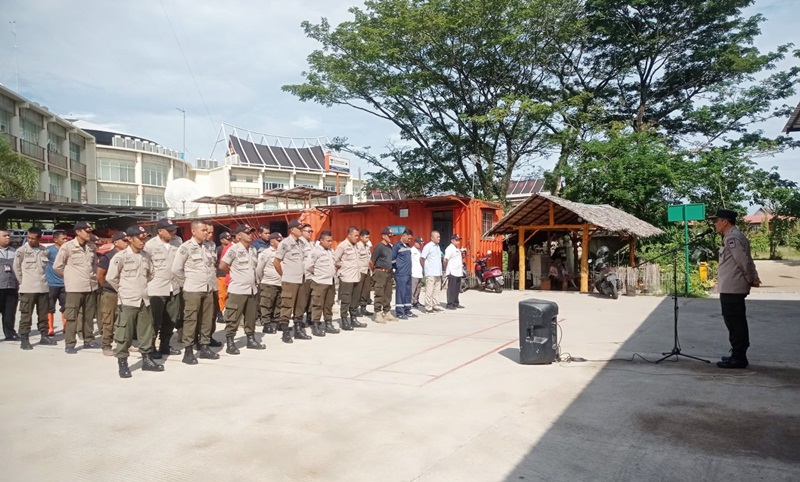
[[710, 209, 760, 369], [295, 224, 315, 326], [53, 221, 98, 354], [106, 225, 163, 378], [172, 220, 219, 364], [274, 219, 309, 343], [370, 228, 397, 323], [256, 232, 283, 334], [334, 226, 367, 331], [355, 230, 374, 317], [306, 231, 338, 336], [219, 224, 266, 354], [203, 220, 223, 348], [14, 227, 55, 349], [144, 218, 183, 358], [96, 231, 129, 356]]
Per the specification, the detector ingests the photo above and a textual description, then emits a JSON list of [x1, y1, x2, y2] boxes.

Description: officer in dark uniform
[[710, 209, 760, 369]]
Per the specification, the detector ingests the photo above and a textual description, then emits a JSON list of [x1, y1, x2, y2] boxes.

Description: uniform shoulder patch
[[180, 247, 188, 255], [727, 238, 736, 249]]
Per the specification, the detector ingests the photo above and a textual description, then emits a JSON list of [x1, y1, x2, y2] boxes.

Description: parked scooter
[[592, 246, 622, 299], [474, 250, 504, 293]]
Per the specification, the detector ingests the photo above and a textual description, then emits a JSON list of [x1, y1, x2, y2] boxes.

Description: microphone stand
[[634, 233, 712, 364]]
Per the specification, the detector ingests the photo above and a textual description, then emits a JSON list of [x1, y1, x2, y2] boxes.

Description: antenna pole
[[10, 20, 19, 92], [176, 107, 186, 158]]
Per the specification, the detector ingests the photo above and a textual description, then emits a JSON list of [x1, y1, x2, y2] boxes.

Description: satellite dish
[[164, 178, 202, 215]]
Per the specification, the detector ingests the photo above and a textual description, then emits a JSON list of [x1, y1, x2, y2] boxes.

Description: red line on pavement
[[351, 318, 516, 379], [423, 338, 518, 385]]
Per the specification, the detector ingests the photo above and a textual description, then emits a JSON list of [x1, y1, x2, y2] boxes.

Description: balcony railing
[[50, 194, 69, 203], [70, 159, 87, 178], [230, 186, 262, 196], [48, 151, 69, 172], [0, 132, 16, 151], [20, 139, 45, 161], [34, 191, 48, 201]]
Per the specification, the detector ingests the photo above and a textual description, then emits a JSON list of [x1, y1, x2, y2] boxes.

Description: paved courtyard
[[1, 260, 798, 481]]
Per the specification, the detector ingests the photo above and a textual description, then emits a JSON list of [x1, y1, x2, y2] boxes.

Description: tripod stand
[[637, 240, 710, 364]]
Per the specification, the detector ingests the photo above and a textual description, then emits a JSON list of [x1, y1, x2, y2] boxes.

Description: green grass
[[753, 246, 800, 261]]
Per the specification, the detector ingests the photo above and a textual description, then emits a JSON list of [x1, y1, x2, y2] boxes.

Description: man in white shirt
[[410, 236, 424, 309], [420, 231, 443, 313], [443, 234, 465, 310]]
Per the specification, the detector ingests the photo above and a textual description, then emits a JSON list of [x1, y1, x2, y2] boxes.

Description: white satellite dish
[[164, 178, 202, 215]]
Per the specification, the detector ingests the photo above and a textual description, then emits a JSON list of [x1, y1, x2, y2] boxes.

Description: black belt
[[374, 268, 391, 272]]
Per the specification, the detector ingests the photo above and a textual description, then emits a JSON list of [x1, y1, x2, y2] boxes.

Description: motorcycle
[[592, 246, 622, 299], [474, 250, 504, 293]]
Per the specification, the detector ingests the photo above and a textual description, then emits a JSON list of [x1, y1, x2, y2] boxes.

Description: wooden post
[[629, 237, 636, 267], [580, 224, 590, 293], [518, 227, 525, 291]]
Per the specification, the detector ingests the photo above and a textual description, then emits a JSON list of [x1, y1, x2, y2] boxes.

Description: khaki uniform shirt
[[334, 240, 361, 283], [256, 246, 281, 286], [717, 226, 759, 294], [221, 242, 258, 295], [356, 241, 371, 275], [106, 246, 155, 307], [203, 240, 218, 289], [299, 237, 314, 278], [306, 245, 336, 285], [53, 238, 98, 293], [172, 237, 216, 293], [144, 236, 182, 296], [275, 236, 305, 284], [13, 243, 49, 293]]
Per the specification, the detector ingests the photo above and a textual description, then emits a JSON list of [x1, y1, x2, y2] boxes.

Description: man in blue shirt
[[392, 229, 415, 320], [251, 226, 270, 253], [46, 230, 68, 336]]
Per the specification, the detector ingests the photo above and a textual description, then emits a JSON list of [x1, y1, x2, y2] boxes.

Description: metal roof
[[262, 187, 332, 201], [783, 101, 800, 133], [193, 195, 267, 207], [0, 199, 162, 223]]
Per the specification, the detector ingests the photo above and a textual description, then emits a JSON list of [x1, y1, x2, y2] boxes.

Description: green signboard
[[668, 203, 706, 295]]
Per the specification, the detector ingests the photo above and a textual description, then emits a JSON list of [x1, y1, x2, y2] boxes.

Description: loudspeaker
[[519, 299, 558, 364]]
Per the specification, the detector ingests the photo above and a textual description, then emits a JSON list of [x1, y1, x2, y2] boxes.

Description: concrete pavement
[[0, 264, 798, 481]]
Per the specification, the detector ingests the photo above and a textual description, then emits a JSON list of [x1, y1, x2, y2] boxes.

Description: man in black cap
[[274, 219, 309, 342], [144, 218, 183, 358], [13, 227, 55, 349], [106, 225, 163, 378], [710, 209, 760, 369], [96, 231, 129, 356], [53, 221, 99, 354], [219, 224, 265, 353], [392, 229, 415, 319], [370, 228, 396, 323]]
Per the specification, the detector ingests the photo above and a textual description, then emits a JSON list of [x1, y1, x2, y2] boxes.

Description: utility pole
[[10, 20, 19, 92], [176, 107, 186, 158]]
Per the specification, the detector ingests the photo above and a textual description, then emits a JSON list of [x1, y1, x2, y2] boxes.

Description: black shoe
[[456, 305, 465, 309], [159, 340, 181, 356], [208, 335, 223, 348], [407, 312, 418, 318], [226, 336, 240, 355], [398, 314, 409, 320], [39, 335, 57, 346], [340, 315, 353, 331], [360, 306, 374, 316], [198, 344, 220, 359], [717, 358, 748, 369], [281, 324, 294, 344], [20, 334, 33, 350], [446, 305, 457, 310], [5, 334, 20, 341], [182, 346, 198, 365], [142, 354, 165, 372], [83, 341, 99, 349], [324, 320, 340, 334], [311, 323, 325, 337], [246, 333, 266, 349], [350, 315, 367, 328], [412, 303, 419, 308], [263, 322, 277, 334], [294, 322, 312, 340], [65, 345, 78, 355], [118, 358, 132, 378]]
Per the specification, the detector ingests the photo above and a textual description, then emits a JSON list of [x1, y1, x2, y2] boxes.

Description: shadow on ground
[[504, 297, 800, 481]]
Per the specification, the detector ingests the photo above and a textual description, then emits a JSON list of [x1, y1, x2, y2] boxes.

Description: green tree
[[0, 137, 38, 199], [749, 168, 800, 259]]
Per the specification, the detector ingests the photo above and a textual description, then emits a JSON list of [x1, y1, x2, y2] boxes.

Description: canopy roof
[[0, 199, 162, 223], [486, 194, 664, 238], [193, 195, 266, 206], [262, 187, 332, 200], [783, 101, 800, 133]]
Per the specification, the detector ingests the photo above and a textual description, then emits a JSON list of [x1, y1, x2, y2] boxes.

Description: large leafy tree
[[0, 138, 38, 200], [749, 168, 800, 259]]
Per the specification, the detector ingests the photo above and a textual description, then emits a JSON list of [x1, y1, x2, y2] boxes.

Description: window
[[49, 173, 64, 196], [323, 184, 337, 192], [143, 194, 166, 208], [48, 132, 64, 154], [481, 209, 494, 238], [231, 175, 255, 183], [98, 192, 135, 206], [0, 110, 10, 133], [20, 118, 40, 144], [296, 183, 315, 188], [263, 181, 285, 190], [98, 159, 135, 183], [70, 180, 81, 200], [69, 141, 81, 162], [142, 164, 167, 186]]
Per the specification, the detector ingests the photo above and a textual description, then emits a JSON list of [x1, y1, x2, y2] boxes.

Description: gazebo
[[486, 194, 664, 292]]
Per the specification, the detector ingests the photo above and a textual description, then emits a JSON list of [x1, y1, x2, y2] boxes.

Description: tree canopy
[[0, 138, 39, 200]]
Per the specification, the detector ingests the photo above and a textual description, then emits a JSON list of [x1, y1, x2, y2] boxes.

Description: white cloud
[[290, 116, 321, 131]]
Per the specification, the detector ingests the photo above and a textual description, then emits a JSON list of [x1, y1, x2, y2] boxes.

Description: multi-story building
[[70, 120, 192, 209], [0, 84, 95, 203]]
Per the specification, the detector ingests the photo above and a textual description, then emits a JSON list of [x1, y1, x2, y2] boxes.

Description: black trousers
[[0, 288, 18, 338], [48, 286, 67, 313], [720, 293, 749, 355], [446, 275, 461, 307]]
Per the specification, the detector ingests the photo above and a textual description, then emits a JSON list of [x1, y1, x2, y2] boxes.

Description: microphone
[[693, 228, 715, 239]]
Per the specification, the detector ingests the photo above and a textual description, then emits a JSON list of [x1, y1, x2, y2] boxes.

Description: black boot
[[182, 346, 198, 365], [360, 306, 373, 316], [118, 357, 132, 378], [717, 349, 748, 369], [324, 320, 340, 334], [20, 334, 33, 350], [340, 314, 353, 331], [246, 333, 266, 350], [39, 334, 56, 346], [294, 321, 312, 340], [159, 337, 181, 356], [311, 322, 325, 337], [281, 323, 293, 344], [350, 313, 367, 328], [262, 320, 277, 334], [142, 353, 165, 372], [208, 334, 223, 348], [226, 336, 240, 355], [198, 344, 220, 359]]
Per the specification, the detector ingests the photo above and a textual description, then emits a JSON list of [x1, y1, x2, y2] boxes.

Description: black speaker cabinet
[[519, 299, 558, 364]]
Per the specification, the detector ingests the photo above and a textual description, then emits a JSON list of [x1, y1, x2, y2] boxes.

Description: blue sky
[[1, 0, 798, 188]]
